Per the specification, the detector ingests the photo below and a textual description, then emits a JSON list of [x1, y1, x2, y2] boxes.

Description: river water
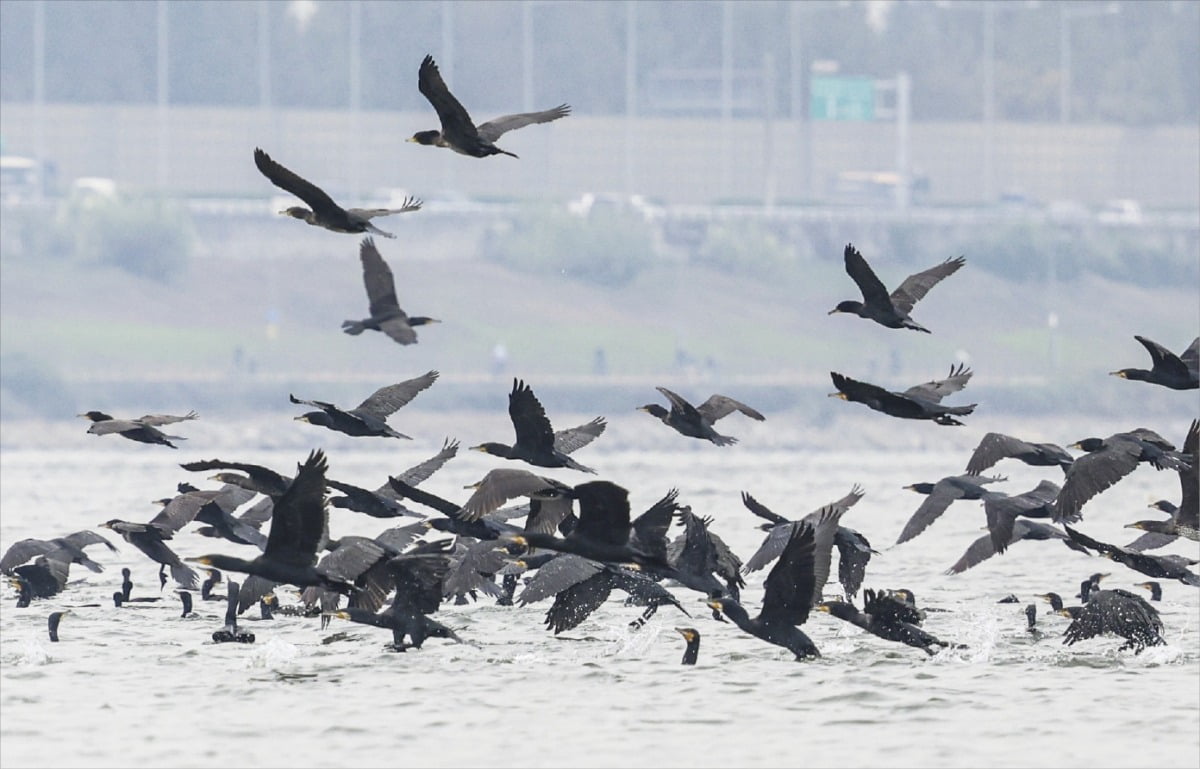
[[1, 411, 1197, 768]]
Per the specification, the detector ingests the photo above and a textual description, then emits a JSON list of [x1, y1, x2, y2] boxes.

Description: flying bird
[[1109, 335, 1198, 391], [254, 147, 421, 238], [829, 364, 976, 426], [409, 54, 570, 159], [78, 410, 197, 449], [638, 387, 765, 446], [342, 237, 439, 346], [291, 371, 439, 439], [828, 243, 966, 333], [471, 379, 605, 473]]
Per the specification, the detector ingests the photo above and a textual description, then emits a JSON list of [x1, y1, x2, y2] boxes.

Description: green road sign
[[810, 75, 875, 121]]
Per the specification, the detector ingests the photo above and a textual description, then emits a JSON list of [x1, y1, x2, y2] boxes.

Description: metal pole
[[763, 53, 776, 209], [441, 1, 455, 190], [523, 1, 534, 112], [895, 72, 911, 212], [982, 1, 995, 204], [258, 1, 271, 109], [156, 0, 168, 191], [349, 0, 361, 202], [720, 1, 732, 197], [789, 3, 809, 201], [33, 0, 45, 200], [624, 0, 637, 196], [1059, 5, 1069, 124]]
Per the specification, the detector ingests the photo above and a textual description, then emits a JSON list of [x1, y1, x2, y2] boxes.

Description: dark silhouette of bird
[[1, 530, 117, 576], [118, 567, 163, 604], [341, 236, 440, 346], [1123, 419, 1198, 550], [1053, 428, 1192, 523], [409, 54, 570, 159], [184, 450, 359, 600], [150, 482, 265, 550], [829, 365, 976, 426], [99, 518, 199, 590], [1134, 581, 1163, 601], [895, 473, 1007, 545], [1025, 603, 1042, 638], [1063, 526, 1200, 587], [455, 467, 573, 524], [471, 379, 605, 473], [946, 518, 1088, 575], [291, 371, 439, 439], [212, 580, 255, 643], [178, 590, 195, 617], [638, 387, 765, 446], [47, 610, 68, 642], [828, 243, 966, 333], [816, 588, 953, 656], [180, 458, 291, 497], [980, 479, 1066, 554], [78, 410, 197, 448], [706, 521, 823, 661], [964, 432, 1074, 476], [327, 541, 463, 651], [9, 558, 68, 601], [739, 487, 873, 600], [327, 438, 460, 519], [1037, 591, 1082, 619], [1109, 335, 1198, 390], [253, 147, 420, 238], [1059, 588, 1165, 653], [515, 553, 690, 634], [675, 627, 700, 665]]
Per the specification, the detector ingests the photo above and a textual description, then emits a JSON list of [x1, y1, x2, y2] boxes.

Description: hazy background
[[0, 0, 1196, 428]]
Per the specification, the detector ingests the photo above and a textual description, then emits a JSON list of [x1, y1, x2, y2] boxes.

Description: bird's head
[[637, 404, 668, 419], [675, 627, 699, 643], [184, 555, 215, 567], [78, 411, 112, 422], [828, 300, 862, 315], [408, 130, 440, 146], [279, 206, 311, 220]]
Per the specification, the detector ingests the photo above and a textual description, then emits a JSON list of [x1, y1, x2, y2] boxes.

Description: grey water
[[1, 411, 1198, 769]]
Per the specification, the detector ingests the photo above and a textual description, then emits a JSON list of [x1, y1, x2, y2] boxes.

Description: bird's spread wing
[[696, 394, 765, 424], [1054, 441, 1143, 521], [358, 237, 405, 320], [655, 386, 703, 421], [355, 371, 439, 419], [553, 417, 606, 455], [459, 468, 564, 522], [263, 450, 329, 566], [630, 489, 680, 563], [476, 104, 572, 143], [1181, 337, 1199, 375], [740, 491, 789, 526], [393, 438, 460, 488], [254, 147, 341, 214], [842, 244, 892, 308], [1133, 335, 1190, 380], [889, 256, 966, 314], [517, 554, 602, 605], [508, 379, 557, 452], [417, 54, 481, 140], [348, 197, 423, 218], [136, 410, 198, 427], [761, 521, 818, 626], [902, 363, 972, 403]]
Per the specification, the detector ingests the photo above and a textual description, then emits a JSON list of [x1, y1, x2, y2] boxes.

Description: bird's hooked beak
[[815, 604, 832, 613], [828, 392, 848, 399], [1109, 370, 1127, 378], [184, 556, 213, 566], [827, 308, 841, 315]]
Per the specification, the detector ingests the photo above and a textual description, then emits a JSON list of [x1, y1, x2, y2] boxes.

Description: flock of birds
[[4, 54, 1198, 664]]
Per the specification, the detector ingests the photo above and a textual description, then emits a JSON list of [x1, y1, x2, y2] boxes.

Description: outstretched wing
[[903, 363, 972, 403], [1134, 335, 1190, 380], [696, 394, 765, 424], [656, 386, 703, 421], [553, 417, 606, 455], [136, 410, 198, 427], [355, 371, 439, 419], [508, 379, 557, 452], [889, 255, 966, 315], [476, 104, 571, 143], [253, 147, 341, 215], [842, 243, 892, 308], [418, 54, 480, 140], [358, 237, 405, 320]]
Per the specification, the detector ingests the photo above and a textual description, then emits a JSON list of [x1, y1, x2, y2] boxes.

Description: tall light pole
[[624, 0, 637, 196], [33, 0, 45, 200], [156, 0, 169, 192], [1059, 2, 1120, 124]]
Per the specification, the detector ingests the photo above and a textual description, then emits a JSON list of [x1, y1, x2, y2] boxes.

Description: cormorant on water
[[1059, 588, 1166, 653], [675, 627, 700, 665], [47, 610, 69, 642]]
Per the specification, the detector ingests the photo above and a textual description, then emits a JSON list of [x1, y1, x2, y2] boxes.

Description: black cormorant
[[47, 610, 68, 642], [1063, 526, 1200, 586], [254, 147, 420, 238], [78, 410, 197, 448], [1053, 428, 1191, 523], [1059, 588, 1165, 653], [1124, 419, 1199, 550], [816, 588, 953, 656], [1109, 335, 1198, 390], [964, 432, 1074, 476], [638, 387, 765, 446], [895, 473, 1007, 545], [99, 519, 198, 589], [676, 627, 700, 665], [471, 379, 605, 473], [409, 54, 570, 159], [828, 243, 966, 333], [829, 365, 976, 426], [342, 236, 440, 345], [706, 523, 822, 660], [212, 580, 255, 643], [1, 530, 117, 575], [1134, 581, 1163, 601], [185, 450, 359, 598], [291, 371, 439, 439]]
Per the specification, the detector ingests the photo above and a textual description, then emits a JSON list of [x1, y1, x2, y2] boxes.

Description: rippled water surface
[[2, 413, 1197, 768]]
